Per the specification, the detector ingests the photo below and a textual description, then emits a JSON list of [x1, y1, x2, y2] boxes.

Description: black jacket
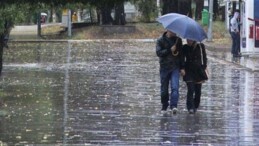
[[156, 32, 183, 70], [182, 43, 207, 82]]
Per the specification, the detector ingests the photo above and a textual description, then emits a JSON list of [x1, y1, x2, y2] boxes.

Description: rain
[[0, 40, 259, 145]]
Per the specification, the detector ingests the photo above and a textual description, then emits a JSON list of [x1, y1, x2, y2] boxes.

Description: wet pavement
[[205, 43, 259, 72], [0, 40, 259, 145]]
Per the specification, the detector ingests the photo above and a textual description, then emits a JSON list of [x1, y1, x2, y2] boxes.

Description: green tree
[[0, 3, 34, 75], [161, 0, 192, 17], [114, 1, 126, 25], [177, 0, 192, 17], [134, 0, 157, 22], [195, 0, 204, 20], [89, 0, 128, 25], [161, 0, 178, 15]]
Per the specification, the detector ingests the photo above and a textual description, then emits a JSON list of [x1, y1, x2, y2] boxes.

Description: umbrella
[[157, 13, 207, 42], [41, 12, 47, 16]]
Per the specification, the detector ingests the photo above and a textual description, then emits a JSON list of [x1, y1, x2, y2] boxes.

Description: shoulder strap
[[199, 44, 204, 65], [175, 38, 179, 44]]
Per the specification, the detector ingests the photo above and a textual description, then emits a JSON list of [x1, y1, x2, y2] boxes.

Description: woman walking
[[181, 39, 208, 114]]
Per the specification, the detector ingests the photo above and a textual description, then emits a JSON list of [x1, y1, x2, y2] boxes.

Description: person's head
[[233, 11, 239, 19], [232, 9, 240, 18], [187, 39, 196, 46], [166, 30, 176, 38]]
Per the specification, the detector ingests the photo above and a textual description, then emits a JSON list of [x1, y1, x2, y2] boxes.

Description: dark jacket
[[156, 32, 183, 70], [182, 43, 207, 82]]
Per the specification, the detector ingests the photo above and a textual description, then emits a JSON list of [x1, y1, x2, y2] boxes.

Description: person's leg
[[233, 33, 239, 56], [160, 68, 170, 111], [237, 34, 241, 55], [170, 68, 180, 109], [186, 82, 195, 111], [231, 32, 237, 56], [194, 83, 202, 109], [230, 32, 238, 55]]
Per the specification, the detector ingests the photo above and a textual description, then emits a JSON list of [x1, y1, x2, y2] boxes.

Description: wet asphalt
[[0, 40, 259, 145]]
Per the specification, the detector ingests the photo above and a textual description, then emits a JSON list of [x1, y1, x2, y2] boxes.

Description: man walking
[[156, 30, 183, 114]]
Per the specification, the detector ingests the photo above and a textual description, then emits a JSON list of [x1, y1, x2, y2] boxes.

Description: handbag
[[198, 67, 208, 81]]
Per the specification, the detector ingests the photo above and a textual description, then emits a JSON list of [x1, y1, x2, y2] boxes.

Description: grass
[[69, 22, 164, 39], [202, 20, 231, 46], [41, 25, 66, 35], [41, 20, 231, 47]]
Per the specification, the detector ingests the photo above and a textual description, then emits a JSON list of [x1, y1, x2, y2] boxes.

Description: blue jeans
[[230, 32, 240, 56], [160, 67, 180, 110]]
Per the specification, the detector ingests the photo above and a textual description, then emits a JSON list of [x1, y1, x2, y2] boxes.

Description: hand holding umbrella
[[171, 38, 179, 56]]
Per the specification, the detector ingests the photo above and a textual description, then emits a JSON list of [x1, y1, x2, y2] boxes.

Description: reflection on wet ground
[[0, 40, 259, 145], [207, 49, 259, 71]]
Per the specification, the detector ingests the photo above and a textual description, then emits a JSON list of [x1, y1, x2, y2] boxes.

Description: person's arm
[[180, 44, 186, 76], [156, 38, 170, 57], [231, 19, 239, 33], [178, 39, 185, 69]]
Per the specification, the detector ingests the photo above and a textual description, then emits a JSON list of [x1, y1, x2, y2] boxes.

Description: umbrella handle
[[172, 38, 179, 56], [172, 51, 179, 56], [175, 38, 179, 44]]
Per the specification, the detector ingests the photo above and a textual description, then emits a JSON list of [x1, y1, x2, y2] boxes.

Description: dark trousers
[[186, 82, 202, 110], [230, 32, 240, 56]]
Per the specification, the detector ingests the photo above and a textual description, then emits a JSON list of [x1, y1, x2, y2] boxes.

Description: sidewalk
[[205, 41, 259, 72], [9, 23, 64, 39]]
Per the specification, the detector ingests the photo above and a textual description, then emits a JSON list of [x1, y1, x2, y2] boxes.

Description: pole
[[68, 9, 72, 37], [207, 0, 214, 41], [37, 12, 41, 38], [225, 1, 228, 30], [63, 41, 71, 145], [157, 0, 161, 17]]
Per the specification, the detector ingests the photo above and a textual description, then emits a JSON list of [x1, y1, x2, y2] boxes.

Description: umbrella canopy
[[157, 13, 207, 42], [41, 12, 47, 16]]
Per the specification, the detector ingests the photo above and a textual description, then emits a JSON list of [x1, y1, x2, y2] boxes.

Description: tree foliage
[[0, 4, 29, 33], [134, 0, 157, 22], [88, 0, 128, 25], [161, 0, 178, 15]]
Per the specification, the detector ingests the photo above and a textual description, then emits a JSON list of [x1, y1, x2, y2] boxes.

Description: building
[[239, 0, 259, 55]]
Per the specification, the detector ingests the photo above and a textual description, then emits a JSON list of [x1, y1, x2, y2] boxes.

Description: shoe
[[172, 107, 178, 114], [188, 109, 195, 114], [161, 110, 167, 115]]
